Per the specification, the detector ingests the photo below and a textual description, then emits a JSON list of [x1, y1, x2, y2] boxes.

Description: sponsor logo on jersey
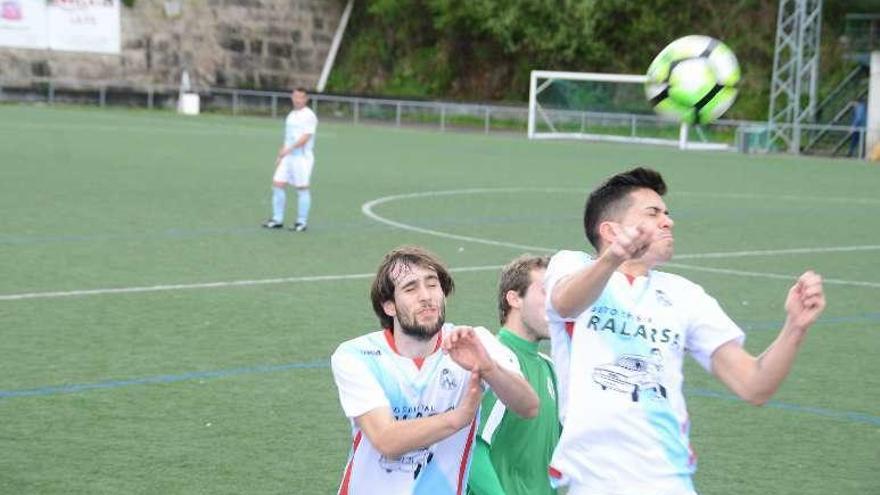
[[655, 289, 672, 307], [439, 368, 458, 390]]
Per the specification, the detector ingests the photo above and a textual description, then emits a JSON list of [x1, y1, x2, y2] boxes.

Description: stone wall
[[0, 0, 343, 90]]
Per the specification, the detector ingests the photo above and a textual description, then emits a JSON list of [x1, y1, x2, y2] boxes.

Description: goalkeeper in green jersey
[[467, 255, 561, 495]]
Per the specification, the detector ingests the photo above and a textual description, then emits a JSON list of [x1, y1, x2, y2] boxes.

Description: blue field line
[[1, 358, 878, 427], [0, 359, 328, 399], [684, 387, 880, 427]]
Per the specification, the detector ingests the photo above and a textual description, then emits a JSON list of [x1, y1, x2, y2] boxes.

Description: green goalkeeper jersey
[[467, 328, 560, 495]]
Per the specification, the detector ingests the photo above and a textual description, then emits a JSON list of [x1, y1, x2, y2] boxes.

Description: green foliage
[[121, 0, 136, 7], [329, 0, 861, 120]]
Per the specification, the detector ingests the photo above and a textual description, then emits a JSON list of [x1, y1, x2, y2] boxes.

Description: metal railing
[[0, 77, 529, 135], [0, 77, 866, 158]]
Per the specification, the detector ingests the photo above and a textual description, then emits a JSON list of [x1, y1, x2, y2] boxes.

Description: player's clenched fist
[[606, 223, 653, 262], [784, 270, 826, 332]]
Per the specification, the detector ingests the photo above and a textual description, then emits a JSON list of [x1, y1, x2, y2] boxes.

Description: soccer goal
[[527, 70, 733, 151]]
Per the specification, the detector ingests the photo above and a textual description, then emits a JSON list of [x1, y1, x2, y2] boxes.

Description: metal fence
[[0, 77, 866, 158]]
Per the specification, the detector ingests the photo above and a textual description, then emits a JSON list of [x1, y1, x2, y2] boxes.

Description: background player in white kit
[[331, 246, 539, 495], [261, 87, 317, 232], [545, 167, 826, 495]]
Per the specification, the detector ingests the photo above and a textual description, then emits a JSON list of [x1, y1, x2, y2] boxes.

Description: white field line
[[3, 244, 876, 301], [0, 266, 507, 302], [666, 264, 880, 288], [675, 244, 880, 259], [2, 188, 878, 301], [361, 188, 563, 253]]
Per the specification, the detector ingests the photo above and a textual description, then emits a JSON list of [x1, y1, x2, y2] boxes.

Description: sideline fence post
[[484, 107, 490, 134]]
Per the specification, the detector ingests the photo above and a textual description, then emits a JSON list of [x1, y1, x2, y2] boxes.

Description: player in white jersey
[[331, 246, 539, 495], [261, 87, 317, 232], [545, 167, 826, 495]]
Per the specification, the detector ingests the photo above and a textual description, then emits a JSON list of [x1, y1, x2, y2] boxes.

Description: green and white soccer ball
[[645, 35, 740, 124]]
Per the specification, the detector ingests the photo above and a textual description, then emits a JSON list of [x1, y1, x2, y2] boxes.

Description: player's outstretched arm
[[552, 224, 653, 318], [711, 271, 826, 406], [443, 326, 539, 419], [354, 372, 483, 459]]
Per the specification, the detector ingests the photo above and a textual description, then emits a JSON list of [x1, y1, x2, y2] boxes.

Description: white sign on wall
[[0, 0, 120, 54], [48, 0, 120, 54], [0, 0, 48, 49]]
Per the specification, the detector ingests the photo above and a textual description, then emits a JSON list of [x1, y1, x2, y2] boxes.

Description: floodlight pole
[[767, 0, 823, 153]]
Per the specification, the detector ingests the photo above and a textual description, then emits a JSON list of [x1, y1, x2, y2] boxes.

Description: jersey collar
[[498, 327, 539, 354], [383, 328, 442, 369]]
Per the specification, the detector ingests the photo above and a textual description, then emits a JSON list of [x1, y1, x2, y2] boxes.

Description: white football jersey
[[545, 250, 744, 495], [331, 324, 521, 495], [284, 106, 317, 155]]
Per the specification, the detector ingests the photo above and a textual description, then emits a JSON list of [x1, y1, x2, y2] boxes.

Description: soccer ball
[[645, 35, 740, 124]]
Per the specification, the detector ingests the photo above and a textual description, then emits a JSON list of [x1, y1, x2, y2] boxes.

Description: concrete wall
[[0, 0, 343, 90]]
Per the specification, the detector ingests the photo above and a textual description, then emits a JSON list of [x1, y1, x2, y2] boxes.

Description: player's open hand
[[606, 223, 653, 263], [442, 326, 495, 375], [784, 270, 826, 332]]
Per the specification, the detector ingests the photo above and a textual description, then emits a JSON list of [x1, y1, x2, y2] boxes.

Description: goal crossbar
[[527, 70, 733, 151]]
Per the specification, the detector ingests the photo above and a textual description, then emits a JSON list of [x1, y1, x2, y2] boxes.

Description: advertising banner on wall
[[48, 0, 120, 54], [0, 0, 48, 49], [0, 0, 120, 54]]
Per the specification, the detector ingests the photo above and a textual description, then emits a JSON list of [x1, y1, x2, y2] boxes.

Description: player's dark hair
[[371, 246, 454, 330], [294, 87, 308, 94], [583, 167, 667, 250], [498, 255, 549, 325]]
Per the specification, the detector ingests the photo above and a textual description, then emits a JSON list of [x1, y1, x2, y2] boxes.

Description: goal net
[[527, 70, 733, 150]]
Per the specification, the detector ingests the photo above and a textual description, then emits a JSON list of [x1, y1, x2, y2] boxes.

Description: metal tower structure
[[767, 0, 823, 153]]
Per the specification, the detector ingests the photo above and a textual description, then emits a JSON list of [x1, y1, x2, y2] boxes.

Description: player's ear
[[597, 221, 617, 248], [382, 300, 397, 318], [505, 289, 522, 311]]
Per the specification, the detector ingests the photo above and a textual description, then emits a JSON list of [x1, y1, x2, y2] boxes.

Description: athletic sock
[[296, 189, 311, 225], [272, 186, 286, 222]]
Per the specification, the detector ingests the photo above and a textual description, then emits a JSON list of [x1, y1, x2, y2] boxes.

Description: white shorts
[[273, 153, 314, 187]]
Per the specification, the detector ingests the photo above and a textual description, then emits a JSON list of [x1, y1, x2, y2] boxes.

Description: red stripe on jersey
[[548, 465, 563, 479], [564, 321, 575, 339], [624, 273, 636, 285], [383, 328, 398, 353], [681, 419, 697, 466], [456, 418, 479, 495], [338, 431, 363, 495]]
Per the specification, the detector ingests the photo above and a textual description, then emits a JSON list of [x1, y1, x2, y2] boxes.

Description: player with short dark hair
[[546, 167, 826, 495], [468, 254, 560, 495]]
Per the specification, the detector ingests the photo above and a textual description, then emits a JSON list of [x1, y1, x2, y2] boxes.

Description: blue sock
[[272, 186, 286, 223], [297, 189, 311, 225]]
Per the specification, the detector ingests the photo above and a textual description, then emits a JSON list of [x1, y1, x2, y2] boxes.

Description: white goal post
[[527, 70, 732, 151]]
